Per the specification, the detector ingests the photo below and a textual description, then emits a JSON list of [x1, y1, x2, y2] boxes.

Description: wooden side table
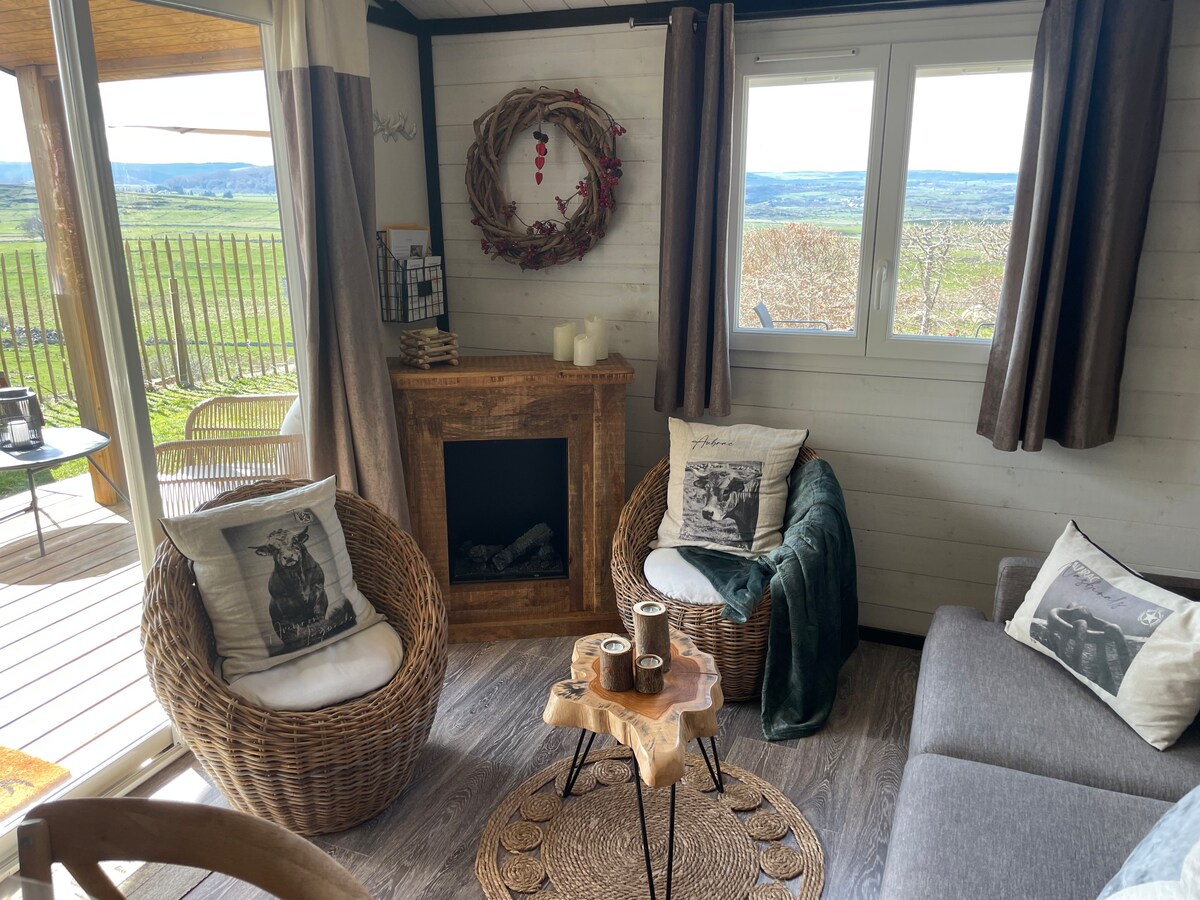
[[543, 630, 725, 900]]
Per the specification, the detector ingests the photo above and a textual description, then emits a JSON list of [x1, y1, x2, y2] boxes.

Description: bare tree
[[896, 220, 1010, 336], [20, 214, 44, 241], [739, 222, 860, 331]]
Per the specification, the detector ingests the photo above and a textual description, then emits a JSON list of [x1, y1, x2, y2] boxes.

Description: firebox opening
[[444, 437, 569, 584]]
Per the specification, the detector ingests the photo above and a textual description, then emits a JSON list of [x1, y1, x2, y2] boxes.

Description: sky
[[0, 70, 275, 167], [745, 69, 1032, 174]]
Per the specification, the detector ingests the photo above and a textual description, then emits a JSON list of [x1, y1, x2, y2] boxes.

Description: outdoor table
[[0, 426, 127, 556]]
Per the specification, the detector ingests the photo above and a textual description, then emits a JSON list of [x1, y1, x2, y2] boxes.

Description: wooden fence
[[0, 233, 294, 400]]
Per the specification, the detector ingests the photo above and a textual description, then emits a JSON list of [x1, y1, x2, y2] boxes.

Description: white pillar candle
[[8, 418, 31, 448], [553, 321, 577, 361], [585, 314, 609, 360], [573, 333, 597, 367]]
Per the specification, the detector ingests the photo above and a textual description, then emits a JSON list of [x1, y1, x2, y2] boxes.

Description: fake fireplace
[[444, 438, 569, 584], [391, 353, 634, 642]]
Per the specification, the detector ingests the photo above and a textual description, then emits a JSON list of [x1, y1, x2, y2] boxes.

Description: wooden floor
[[0, 474, 168, 831], [123, 635, 921, 900]]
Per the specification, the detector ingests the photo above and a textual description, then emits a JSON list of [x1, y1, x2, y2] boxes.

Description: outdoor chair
[[154, 394, 306, 518], [611, 448, 820, 702], [753, 301, 831, 331], [17, 797, 371, 899], [141, 479, 448, 835]]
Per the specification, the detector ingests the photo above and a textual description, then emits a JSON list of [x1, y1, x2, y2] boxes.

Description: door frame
[[0, 0, 306, 874]]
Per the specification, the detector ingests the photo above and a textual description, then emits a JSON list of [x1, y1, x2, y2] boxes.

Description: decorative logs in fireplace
[[454, 523, 564, 582]]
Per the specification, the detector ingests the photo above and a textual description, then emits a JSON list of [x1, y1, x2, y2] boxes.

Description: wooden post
[[169, 277, 192, 387], [17, 67, 126, 504]]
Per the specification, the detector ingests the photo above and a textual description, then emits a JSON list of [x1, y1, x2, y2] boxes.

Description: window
[[732, 25, 1035, 365]]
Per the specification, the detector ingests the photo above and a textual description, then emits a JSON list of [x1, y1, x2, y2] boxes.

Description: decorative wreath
[[466, 87, 625, 271]]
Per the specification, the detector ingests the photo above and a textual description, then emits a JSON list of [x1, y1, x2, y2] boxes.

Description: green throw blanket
[[678, 458, 858, 740]]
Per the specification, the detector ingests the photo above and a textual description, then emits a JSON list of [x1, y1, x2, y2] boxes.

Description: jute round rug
[[476, 746, 824, 900]]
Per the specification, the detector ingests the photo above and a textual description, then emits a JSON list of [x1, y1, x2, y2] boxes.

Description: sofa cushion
[[1098, 782, 1200, 898], [879, 753, 1171, 900], [1005, 522, 1200, 750], [910, 606, 1200, 802]]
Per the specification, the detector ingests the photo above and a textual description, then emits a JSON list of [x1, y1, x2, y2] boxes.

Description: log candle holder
[[634, 654, 664, 694], [599, 635, 635, 692], [632, 599, 671, 672]]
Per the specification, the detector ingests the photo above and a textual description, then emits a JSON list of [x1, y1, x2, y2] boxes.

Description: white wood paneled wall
[[429, 5, 1200, 635]]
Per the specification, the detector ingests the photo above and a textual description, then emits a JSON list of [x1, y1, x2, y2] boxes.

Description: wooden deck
[[0, 474, 169, 829]]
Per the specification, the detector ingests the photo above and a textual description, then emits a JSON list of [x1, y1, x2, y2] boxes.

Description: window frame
[[729, 44, 892, 358], [729, 3, 1041, 377], [865, 36, 1036, 364]]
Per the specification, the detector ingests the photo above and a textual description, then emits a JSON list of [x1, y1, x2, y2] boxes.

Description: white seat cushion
[[643, 548, 726, 606], [226, 621, 404, 711]]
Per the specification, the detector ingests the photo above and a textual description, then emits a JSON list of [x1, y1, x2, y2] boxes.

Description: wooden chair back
[[17, 798, 372, 900]]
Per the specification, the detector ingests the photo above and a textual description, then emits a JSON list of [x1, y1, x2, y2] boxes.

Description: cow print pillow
[[162, 476, 383, 680], [654, 419, 809, 558]]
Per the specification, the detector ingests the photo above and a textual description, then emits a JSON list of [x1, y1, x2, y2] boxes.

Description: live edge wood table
[[543, 630, 725, 900]]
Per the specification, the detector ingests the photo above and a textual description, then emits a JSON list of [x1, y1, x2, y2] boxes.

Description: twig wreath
[[467, 87, 625, 271]]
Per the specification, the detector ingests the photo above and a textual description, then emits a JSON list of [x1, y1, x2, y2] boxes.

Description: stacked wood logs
[[399, 328, 459, 369]]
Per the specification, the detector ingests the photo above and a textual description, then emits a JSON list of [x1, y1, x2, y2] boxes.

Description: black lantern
[[0, 386, 44, 451]]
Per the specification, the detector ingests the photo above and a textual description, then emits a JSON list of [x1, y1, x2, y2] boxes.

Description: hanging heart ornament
[[533, 129, 549, 186]]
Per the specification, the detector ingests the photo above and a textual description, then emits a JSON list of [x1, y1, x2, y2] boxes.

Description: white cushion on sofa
[[226, 621, 404, 711], [1005, 521, 1200, 750], [643, 548, 725, 606]]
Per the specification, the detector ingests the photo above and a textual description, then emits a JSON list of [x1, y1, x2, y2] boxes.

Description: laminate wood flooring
[[126, 637, 920, 900]]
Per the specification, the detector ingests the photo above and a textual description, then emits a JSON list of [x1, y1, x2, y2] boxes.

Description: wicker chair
[[611, 447, 820, 702], [142, 479, 448, 836], [184, 393, 297, 439], [155, 394, 306, 518]]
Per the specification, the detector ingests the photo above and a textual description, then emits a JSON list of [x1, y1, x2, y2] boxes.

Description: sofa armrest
[[993, 556, 1045, 623]]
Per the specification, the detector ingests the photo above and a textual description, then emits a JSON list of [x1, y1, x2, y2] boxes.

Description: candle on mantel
[[553, 322, 577, 361], [585, 314, 609, 360], [573, 333, 597, 367]]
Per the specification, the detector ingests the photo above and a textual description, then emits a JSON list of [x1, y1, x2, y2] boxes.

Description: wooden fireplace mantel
[[390, 353, 634, 643]]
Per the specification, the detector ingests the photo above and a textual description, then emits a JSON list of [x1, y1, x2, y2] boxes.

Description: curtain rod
[[629, 12, 705, 29]]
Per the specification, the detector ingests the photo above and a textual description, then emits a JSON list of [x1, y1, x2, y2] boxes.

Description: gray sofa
[[879, 557, 1200, 900]]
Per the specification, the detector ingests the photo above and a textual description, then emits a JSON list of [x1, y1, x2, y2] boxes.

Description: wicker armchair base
[[142, 480, 448, 835], [611, 449, 819, 702]]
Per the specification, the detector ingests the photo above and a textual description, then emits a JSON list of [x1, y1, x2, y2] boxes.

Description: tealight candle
[[552, 321, 577, 361], [585, 314, 608, 360], [573, 333, 596, 367]]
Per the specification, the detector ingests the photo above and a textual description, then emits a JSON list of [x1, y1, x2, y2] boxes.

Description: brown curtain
[[654, 4, 734, 418], [273, 0, 410, 526], [978, 0, 1174, 451]]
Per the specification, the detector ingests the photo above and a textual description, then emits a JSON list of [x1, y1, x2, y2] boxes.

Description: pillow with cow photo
[[162, 476, 383, 680], [1005, 521, 1200, 750], [654, 419, 809, 558]]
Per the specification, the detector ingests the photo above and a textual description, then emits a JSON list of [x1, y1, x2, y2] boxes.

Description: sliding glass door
[[0, 0, 305, 867]]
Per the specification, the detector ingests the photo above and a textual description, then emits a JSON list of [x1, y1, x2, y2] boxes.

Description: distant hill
[[0, 161, 276, 195], [744, 170, 1018, 226]]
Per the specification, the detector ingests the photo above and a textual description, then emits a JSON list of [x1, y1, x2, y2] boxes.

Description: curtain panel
[[654, 4, 735, 418], [977, 0, 1174, 451], [272, 0, 410, 525]]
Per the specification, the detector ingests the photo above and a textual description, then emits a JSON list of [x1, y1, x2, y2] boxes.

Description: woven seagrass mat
[[0, 746, 69, 820], [476, 746, 823, 900]]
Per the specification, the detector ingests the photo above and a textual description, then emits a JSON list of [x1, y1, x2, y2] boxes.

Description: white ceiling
[[398, 0, 660, 18]]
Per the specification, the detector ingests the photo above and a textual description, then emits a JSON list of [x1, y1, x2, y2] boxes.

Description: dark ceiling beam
[[367, 0, 421, 34], [370, 0, 1017, 37]]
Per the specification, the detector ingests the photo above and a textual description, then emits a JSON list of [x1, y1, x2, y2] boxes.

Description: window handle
[[873, 261, 890, 311]]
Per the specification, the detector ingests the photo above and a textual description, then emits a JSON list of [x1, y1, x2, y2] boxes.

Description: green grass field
[[1, 186, 292, 396]]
